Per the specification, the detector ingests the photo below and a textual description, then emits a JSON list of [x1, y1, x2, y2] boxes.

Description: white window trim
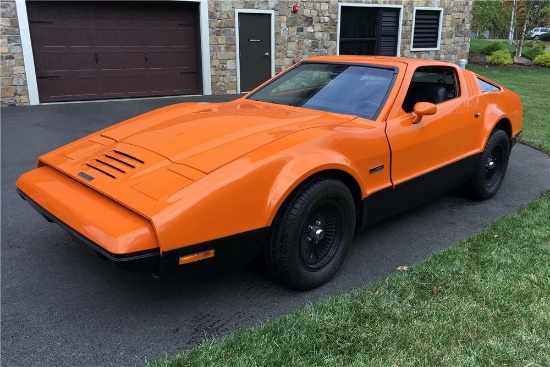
[[235, 9, 275, 94], [15, 0, 211, 105], [410, 7, 443, 52], [336, 3, 403, 57]]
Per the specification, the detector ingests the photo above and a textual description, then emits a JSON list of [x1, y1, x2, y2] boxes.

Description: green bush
[[486, 50, 513, 65], [480, 41, 506, 55], [534, 52, 550, 67], [540, 33, 550, 41], [523, 43, 546, 60]]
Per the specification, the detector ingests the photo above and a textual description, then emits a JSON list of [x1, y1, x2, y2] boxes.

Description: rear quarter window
[[477, 78, 500, 93]]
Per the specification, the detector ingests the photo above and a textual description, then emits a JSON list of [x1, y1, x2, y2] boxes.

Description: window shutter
[[380, 9, 399, 56], [412, 10, 441, 49]]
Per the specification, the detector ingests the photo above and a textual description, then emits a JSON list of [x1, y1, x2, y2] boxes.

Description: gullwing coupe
[[16, 56, 522, 289]]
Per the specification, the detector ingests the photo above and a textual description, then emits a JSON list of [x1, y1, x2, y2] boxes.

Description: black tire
[[263, 178, 356, 290], [467, 129, 510, 200]]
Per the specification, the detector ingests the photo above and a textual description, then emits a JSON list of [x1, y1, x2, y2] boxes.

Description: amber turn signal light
[[178, 249, 215, 265]]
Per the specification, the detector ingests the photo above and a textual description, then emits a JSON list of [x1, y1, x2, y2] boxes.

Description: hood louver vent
[[86, 150, 144, 179]]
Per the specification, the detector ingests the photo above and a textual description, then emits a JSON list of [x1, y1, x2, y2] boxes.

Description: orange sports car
[[16, 56, 522, 289]]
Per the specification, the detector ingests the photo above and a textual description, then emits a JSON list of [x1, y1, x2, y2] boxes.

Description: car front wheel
[[467, 129, 510, 200], [263, 178, 356, 290]]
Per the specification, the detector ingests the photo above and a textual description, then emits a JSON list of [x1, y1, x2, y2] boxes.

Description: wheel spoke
[[299, 203, 342, 270]]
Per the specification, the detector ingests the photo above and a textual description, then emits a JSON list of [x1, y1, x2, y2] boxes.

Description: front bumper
[[17, 188, 160, 272], [17, 166, 268, 277]]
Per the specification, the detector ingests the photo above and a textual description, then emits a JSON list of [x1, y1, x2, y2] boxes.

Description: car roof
[[304, 55, 457, 69]]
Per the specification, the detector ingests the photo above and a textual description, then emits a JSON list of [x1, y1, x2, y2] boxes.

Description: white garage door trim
[[15, 0, 211, 105]]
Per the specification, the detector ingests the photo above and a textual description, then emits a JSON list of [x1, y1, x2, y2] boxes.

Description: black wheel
[[263, 178, 356, 290], [467, 129, 510, 200]]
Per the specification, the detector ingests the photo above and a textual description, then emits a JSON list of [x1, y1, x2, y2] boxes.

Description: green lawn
[[152, 195, 550, 367], [469, 38, 516, 54], [151, 66, 550, 367], [467, 65, 550, 153]]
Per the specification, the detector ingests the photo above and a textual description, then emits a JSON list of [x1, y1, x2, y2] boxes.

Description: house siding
[[2, 0, 472, 106]]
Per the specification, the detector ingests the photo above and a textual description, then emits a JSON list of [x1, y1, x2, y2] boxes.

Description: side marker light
[[178, 249, 215, 265]]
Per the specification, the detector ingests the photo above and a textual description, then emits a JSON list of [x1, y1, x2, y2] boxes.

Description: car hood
[[101, 100, 354, 173], [38, 100, 353, 215]]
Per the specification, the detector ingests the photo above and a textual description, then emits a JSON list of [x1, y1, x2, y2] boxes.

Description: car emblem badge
[[78, 172, 95, 181]]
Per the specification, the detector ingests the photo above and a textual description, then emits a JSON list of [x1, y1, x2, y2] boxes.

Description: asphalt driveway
[[2, 96, 549, 367]]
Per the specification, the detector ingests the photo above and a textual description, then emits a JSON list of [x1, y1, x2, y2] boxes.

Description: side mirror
[[412, 102, 437, 124]]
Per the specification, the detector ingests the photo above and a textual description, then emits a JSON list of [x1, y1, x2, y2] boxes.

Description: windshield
[[247, 63, 396, 120]]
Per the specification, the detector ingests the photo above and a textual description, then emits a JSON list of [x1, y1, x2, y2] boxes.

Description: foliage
[[534, 51, 550, 67], [541, 32, 550, 41], [523, 43, 546, 59], [480, 41, 507, 55], [486, 50, 514, 65], [472, 0, 512, 38], [151, 195, 550, 367]]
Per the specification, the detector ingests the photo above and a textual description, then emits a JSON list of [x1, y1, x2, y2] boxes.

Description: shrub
[[480, 41, 506, 55], [523, 43, 546, 60], [540, 33, 550, 41], [486, 50, 513, 65], [534, 52, 550, 67]]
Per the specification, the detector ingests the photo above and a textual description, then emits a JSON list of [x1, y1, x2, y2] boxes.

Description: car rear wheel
[[467, 129, 510, 200], [263, 178, 356, 290]]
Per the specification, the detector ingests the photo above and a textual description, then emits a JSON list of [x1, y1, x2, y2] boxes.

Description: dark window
[[412, 9, 442, 50], [339, 7, 399, 56], [477, 78, 500, 93], [402, 67, 458, 112], [248, 63, 396, 120]]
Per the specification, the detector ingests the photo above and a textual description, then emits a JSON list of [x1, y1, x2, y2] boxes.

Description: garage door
[[27, 1, 201, 102]]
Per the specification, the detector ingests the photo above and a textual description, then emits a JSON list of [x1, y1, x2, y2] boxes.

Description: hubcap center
[[309, 225, 324, 241], [486, 158, 495, 170]]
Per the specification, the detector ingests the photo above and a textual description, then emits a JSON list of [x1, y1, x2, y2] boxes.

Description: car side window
[[402, 67, 458, 113], [477, 78, 500, 93]]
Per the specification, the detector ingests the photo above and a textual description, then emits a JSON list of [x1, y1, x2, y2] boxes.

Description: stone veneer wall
[[1, 0, 28, 106], [209, 0, 472, 94], [1, 0, 471, 105]]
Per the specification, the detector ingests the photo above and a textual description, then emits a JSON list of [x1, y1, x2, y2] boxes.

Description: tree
[[514, 0, 550, 58], [472, 0, 512, 38]]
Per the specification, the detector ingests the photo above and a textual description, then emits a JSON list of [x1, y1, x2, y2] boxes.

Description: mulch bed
[[468, 52, 488, 66]]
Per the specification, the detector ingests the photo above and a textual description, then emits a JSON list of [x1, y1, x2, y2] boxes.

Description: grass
[[467, 65, 550, 153], [469, 38, 516, 54], [151, 195, 550, 367]]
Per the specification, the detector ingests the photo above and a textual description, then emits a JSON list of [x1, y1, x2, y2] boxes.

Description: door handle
[[263, 52, 270, 57]]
